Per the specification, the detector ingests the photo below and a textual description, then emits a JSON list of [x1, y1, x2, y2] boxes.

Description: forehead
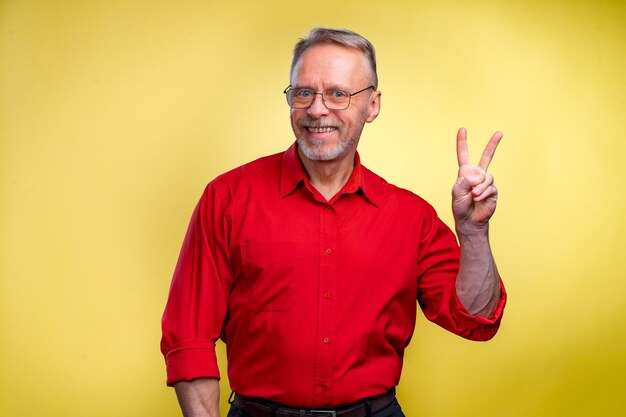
[[291, 43, 370, 88]]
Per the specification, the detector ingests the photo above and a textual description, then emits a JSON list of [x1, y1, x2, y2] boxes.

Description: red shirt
[[161, 144, 506, 407]]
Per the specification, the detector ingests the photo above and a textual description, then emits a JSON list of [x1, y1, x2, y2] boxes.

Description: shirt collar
[[280, 143, 379, 207]]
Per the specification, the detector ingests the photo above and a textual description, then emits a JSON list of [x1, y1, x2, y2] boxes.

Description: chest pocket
[[239, 241, 303, 312]]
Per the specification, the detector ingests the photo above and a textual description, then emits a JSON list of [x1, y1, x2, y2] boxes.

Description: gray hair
[[290, 27, 378, 89]]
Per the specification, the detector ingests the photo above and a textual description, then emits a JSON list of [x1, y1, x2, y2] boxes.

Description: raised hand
[[452, 127, 503, 231]]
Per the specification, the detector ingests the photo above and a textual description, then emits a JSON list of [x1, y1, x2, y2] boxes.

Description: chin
[[297, 137, 350, 161]]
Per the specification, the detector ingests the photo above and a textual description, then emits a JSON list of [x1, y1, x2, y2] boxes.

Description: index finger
[[478, 131, 503, 171], [456, 127, 471, 167]]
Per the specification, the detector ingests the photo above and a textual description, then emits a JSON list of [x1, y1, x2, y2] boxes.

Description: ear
[[365, 90, 381, 123]]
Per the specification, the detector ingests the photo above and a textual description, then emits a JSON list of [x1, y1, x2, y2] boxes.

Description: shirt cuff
[[451, 279, 507, 338], [165, 346, 221, 386]]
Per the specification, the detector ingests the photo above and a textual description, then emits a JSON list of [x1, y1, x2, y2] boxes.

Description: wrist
[[455, 220, 489, 240]]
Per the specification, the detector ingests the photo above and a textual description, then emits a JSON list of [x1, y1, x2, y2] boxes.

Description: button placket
[[313, 203, 337, 402]]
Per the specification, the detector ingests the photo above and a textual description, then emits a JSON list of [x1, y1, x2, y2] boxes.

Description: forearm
[[174, 378, 220, 417], [455, 226, 501, 317]]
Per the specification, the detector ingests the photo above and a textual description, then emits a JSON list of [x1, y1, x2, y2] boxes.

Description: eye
[[330, 90, 348, 99], [295, 89, 313, 98]]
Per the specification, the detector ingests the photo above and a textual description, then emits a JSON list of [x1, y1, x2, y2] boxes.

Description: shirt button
[[323, 337, 330, 344], [325, 206, 332, 211], [323, 292, 331, 299], [325, 247, 332, 254], [321, 384, 329, 391]]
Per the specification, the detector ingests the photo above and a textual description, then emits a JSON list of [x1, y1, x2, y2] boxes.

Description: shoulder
[[209, 151, 284, 191], [361, 164, 436, 215], [192, 151, 284, 210]]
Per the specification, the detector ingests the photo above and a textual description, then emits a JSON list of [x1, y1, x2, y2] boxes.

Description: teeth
[[308, 127, 336, 133]]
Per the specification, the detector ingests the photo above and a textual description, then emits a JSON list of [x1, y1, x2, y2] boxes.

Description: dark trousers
[[227, 398, 406, 417]]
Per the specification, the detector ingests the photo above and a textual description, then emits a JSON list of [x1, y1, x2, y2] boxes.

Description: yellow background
[[1, 1, 625, 416]]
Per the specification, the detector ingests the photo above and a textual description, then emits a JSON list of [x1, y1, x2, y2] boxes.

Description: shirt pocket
[[239, 240, 303, 312]]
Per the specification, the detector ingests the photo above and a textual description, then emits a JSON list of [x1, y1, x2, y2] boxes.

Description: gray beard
[[293, 108, 368, 161], [296, 136, 355, 161], [296, 122, 365, 161]]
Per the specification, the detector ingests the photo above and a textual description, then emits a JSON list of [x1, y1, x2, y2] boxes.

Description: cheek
[[289, 113, 300, 130], [290, 109, 305, 124]]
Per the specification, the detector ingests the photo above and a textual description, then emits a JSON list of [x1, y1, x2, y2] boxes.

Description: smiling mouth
[[307, 126, 337, 133]]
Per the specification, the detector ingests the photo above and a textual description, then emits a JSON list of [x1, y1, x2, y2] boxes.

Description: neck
[[298, 147, 356, 201]]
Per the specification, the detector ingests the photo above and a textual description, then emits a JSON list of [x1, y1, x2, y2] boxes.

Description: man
[[161, 28, 506, 417]]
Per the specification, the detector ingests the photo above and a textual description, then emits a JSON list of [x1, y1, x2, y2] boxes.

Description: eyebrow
[[292, 85, 349, 91]]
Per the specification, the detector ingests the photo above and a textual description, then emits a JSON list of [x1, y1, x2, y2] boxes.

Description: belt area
[[233, 390, 396, 417]]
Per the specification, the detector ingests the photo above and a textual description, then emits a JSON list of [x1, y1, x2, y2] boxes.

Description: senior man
[[161, 27, 506, 417]]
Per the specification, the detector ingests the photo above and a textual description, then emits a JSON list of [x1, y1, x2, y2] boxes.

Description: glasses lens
[[322, 90, 350, 110], [287, 88, 313, 108], [284, 88, 351, 109]]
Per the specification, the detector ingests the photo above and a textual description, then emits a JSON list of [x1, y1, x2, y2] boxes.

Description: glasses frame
[[283, 85, 374, 110]]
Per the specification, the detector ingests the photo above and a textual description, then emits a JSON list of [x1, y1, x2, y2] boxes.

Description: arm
[[161, 183, 232, 409], [452, 128, 503, 317], [175, 378, 220, 417]]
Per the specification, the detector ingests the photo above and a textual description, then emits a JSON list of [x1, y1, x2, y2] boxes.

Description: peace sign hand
[[452, 128, 503, 233]]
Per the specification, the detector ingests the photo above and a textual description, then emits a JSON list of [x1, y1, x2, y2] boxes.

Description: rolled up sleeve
[[160, 182, 232, 385], [417, 205, 506, 341]]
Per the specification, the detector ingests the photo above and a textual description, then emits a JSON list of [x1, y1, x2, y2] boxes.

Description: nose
[[307, 93, 330, 118]]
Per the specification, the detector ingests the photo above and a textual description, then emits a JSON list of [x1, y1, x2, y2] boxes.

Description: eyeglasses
[[283, 85, 374, 110]]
